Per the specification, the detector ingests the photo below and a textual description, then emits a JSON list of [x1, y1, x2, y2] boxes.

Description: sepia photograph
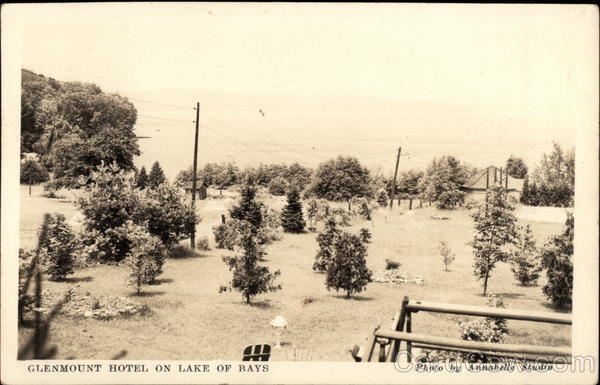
[[1, 3, 598, 384]]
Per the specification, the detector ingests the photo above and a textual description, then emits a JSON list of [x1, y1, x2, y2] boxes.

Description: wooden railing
[[358, 296, 572, 363]]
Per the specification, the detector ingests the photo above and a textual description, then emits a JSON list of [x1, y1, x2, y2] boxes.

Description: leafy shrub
[[385, 258, 400, 270], [257, 207, 282, 244], [417, 296, 508, 363], [213, 219, 250, 251], [356, 197, 373, 220], [122, 222, 168, 294], [38, 213, 77, 281], [540, 213, 573, 308], [439, 241, 456, 271], [268, 176, 288, 196], [197, 236, 211, 251], [376, 189, 389, 208], [331, 208, 352, 226], [77, 164, 198, 262], [509, 225, 542, 285], [437, 190, 466, 209], [325, 230, 373, 298], [313, 218, 340, 273]]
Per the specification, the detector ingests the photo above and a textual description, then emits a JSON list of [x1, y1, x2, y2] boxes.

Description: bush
[[268, 176, 288, 196], [197, 236, 211, 251], [437, 190, 465, 209], [509, 225, 541, 285], [417, 296, 508, 364], [540, 213, 573, 308], [77, 164, 198, 262], [281, 189, 306, 233], [122, 222, 168, 294], [38, 213, 77, 281], [439, 241, 456, 271], [355, 197, 373, 220], [376, 189, 389, 208], [331, 208, 352, 226], [325, 229, 373, 298], [257, 207, 282, 244], [385, 258, 400, 270]]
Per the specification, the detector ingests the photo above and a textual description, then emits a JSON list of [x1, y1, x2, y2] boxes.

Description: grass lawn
[[18, 188, 571, 361]]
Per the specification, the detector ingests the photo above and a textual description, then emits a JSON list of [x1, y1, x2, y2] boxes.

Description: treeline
[[519, 143, 575, 208], [21, 69, 139, 189]]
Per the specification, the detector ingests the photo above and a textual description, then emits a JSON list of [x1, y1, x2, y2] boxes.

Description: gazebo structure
[[462, 166, 523, 197]]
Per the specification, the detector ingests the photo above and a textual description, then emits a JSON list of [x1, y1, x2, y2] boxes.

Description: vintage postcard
[[1, 3, 598, 384]]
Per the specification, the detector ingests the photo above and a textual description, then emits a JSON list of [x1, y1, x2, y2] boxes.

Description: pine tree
[[135, 166, 149, 189], [37, 213, 76, 281], [229, 182, 263, 235], [325, 229, 373, 298], [509, 225, 542, 285], [470, 186, 519, 295], [281, 189, 306, 233], [148, 161, 166, 188], [221, 226, 281, 304]]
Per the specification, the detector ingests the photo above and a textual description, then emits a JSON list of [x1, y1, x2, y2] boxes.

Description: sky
[[8, 3, 598, 178]]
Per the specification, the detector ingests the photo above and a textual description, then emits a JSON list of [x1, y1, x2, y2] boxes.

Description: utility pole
[[190, 102, 200, 249], [390, 146, 401, 209]]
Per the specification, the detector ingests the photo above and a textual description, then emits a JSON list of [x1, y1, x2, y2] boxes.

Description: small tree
[[439, 241, 456, 271], [135, 166, 149, 189], [325, 229, 373, 298], [37, 213, 77, 281], [281, 188, 306, 233], [509, 225, 542, 285], [376, 189, 389, 208], [229, 182, 263, 235], [20, 159, 49, 196], [221, 225, 281, 304], [469, 186, 518, 295], [356, 197, 373, 220], [540, 213, 573, 308], [148, 161, 166, 188], [122, 223, 168, 295], [505, 156, 528, 179], [313, 218, 340, 272], [306, 198, 320, 228]]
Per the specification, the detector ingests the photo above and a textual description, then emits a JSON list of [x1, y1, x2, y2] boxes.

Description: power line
[[200, 124, 299, 160], [138, 114, 192, 123], [128, 97, 190, 110], [203, 111, 328, 160]]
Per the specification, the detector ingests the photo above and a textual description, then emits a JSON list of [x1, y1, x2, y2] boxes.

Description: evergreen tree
[[221, 224, 281, 304], [37, 213, 76, 281], [135, 166, 149, 189], [325, 229, 373, 298], [509, 225, 542, 285], [281, 189, 306, 233], [469, 186, 519, 295], [313, 218, 341, 272], [148, 161, 166, 188], [229, 182, 263, 235]]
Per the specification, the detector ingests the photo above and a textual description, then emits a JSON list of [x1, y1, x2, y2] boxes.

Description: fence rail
[[357, 296, 572, 363]]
